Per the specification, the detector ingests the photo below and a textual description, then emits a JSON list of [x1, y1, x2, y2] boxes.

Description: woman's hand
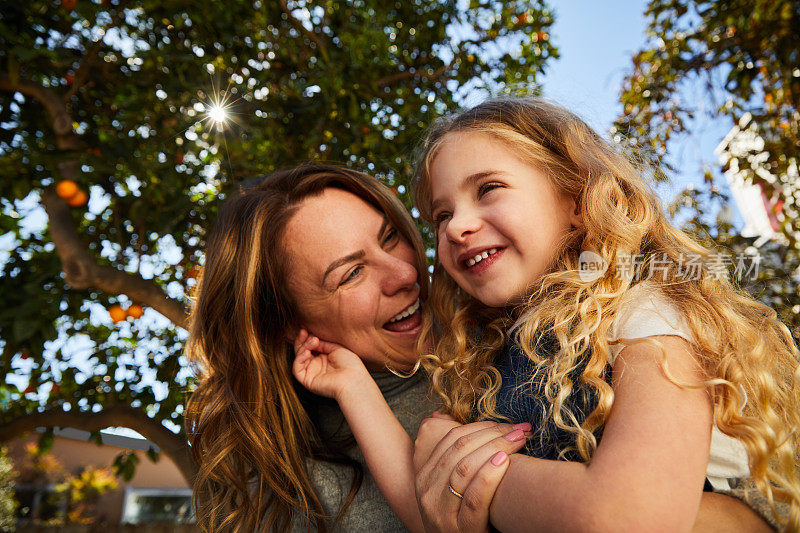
[[414, 417, 532, 532], [292, 328, 370, 400], [412, 413, 462, 471]]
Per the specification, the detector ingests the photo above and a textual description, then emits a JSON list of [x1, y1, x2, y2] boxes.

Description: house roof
[[36, 426, 161, 453]]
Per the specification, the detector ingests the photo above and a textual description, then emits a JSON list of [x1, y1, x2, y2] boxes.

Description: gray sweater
[[290, 370, 437, 532]]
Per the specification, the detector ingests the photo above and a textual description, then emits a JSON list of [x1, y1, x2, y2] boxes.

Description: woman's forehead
[[290, 189, 383, 237], [284, 189, 385, 270]]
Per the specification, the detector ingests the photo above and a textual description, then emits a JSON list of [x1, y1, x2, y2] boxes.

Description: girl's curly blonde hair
[[413, 97, 800, 530]]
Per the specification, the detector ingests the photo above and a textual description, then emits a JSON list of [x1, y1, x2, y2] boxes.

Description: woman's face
[[283, 188, 422, 372]]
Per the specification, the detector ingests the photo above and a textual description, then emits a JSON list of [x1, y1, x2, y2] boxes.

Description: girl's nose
[[381, 254, 418, 296], [445, 208, 482, 244]]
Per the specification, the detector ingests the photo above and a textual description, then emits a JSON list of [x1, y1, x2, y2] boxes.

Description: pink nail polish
[[512, 422, 532, 432], [491, 451, 508, 466], [504, 429, 525, 442]]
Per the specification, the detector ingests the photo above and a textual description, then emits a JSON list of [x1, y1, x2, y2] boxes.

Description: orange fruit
[[127, 304, 144, 319], [67, 190, 89, 207], [23, 385, 36, 394], [56, 180, 79, 199], [109, 304, 127, 323]]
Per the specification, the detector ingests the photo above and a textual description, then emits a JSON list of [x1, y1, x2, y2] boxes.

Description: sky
[[540, 0, 736, 216]]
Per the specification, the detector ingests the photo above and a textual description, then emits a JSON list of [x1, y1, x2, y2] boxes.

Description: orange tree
[[0, 0, 557, 483], [614, 0, 800, 340]]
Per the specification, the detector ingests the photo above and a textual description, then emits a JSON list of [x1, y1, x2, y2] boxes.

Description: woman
[[185, 163, 770, 532], [184, 163, 439, 531]]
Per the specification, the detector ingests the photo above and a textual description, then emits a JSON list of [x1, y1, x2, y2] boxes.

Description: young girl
[[294, 98, 800, 531]]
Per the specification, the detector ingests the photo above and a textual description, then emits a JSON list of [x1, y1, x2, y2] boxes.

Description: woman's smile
[[382, 299, 423, 335], [284, 187, 423, 371]]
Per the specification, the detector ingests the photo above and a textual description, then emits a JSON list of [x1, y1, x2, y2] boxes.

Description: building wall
[[7, 432, 189, 526]]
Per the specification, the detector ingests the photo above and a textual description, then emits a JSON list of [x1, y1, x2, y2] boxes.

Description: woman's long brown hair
[[184, 163, 427, 531]]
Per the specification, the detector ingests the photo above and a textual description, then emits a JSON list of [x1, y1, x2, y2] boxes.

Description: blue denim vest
[[488, 328, 603, 461]]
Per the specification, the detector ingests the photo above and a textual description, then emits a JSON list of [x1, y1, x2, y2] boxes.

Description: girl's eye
[[478, 182, 503, 197], [340, 266, 362, 286]]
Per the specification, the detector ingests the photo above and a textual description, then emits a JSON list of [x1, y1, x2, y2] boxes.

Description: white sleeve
[[606, 282, 751, 488], [606, 282, 694, 365]]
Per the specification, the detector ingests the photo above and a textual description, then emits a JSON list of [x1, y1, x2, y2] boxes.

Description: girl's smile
[[430, 131, 581, 307], [458, 246, 505, 274]]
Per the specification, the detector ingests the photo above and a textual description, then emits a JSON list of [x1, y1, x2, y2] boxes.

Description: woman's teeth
[[388, 299, 420, 323], [466, 248, 498, 267]]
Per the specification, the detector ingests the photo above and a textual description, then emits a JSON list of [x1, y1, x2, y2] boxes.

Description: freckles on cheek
[[321, 291, 378, 341]]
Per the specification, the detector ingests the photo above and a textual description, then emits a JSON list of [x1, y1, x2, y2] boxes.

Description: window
[[121, 488, 194, 524], [14, 484, 67, 522]]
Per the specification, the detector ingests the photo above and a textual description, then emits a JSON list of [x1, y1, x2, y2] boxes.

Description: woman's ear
[[284, 326, 299, 344]]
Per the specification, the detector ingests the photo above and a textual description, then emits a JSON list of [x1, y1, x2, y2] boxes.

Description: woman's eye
[[433, 212, 451, 227], [383, 227, 398, 245], [340, 266, 362, 285]]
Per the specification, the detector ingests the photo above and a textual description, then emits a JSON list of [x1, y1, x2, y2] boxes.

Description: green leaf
[[37, 430, 55, 455], [146, 446, 159, 463]]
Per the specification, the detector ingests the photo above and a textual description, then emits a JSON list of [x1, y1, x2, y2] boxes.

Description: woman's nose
[[444, 208, 482, 244], [381, 254, 418, 295]]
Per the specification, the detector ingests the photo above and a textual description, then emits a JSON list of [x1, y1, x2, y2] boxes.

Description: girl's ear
[[568, 196, 583, 228]]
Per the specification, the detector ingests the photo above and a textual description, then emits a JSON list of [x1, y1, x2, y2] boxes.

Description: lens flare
[[208, 105, 228, 124]]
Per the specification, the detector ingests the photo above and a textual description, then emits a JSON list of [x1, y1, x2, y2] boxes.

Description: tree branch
[[63, 3, 129, 102], [279, 0, 328, 58], [0, 76, 80, 151], [41, 189, 189, 329], [0, 405, 196, 484], [376, 60, 453, 88], [0, 76, 189, 329]]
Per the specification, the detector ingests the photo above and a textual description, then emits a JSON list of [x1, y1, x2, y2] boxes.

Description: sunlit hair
[[185, 163, 427, 532], [414, 97, 800, 529]]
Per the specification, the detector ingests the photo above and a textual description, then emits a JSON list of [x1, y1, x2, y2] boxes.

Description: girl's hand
[[292, 328, 370, 401], [413, 418, 532, 532]]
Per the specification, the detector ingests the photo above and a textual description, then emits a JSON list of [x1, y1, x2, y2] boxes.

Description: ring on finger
[[448, 483, 463, 499]]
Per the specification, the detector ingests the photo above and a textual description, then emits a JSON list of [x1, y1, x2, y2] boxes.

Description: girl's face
[[283, 188, 423, 372], [430, 131, 581, 308]]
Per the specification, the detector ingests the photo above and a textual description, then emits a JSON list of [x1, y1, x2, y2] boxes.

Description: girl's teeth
[[466, 248, 498, 268]]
